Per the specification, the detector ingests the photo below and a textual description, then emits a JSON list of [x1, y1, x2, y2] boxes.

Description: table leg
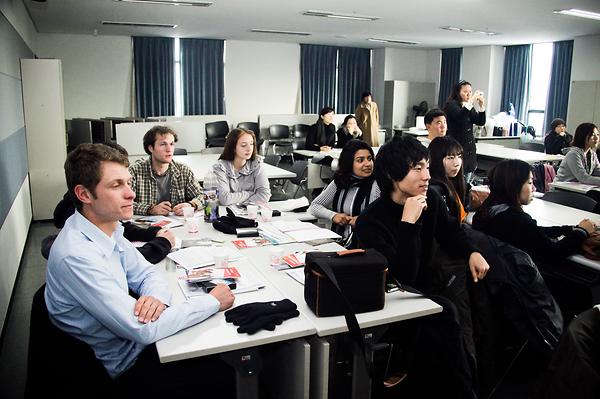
[[220, 348, 262, 399]]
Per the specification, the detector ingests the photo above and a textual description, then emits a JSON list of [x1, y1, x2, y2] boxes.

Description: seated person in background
[[130, 125, 204, 216], [473, 159, 595, 266], [428, 136, 488, 222], [213, 128, 271, 206], [335, 114, 363, 148], [420, 108, 447, 146], [355, 135, 488, 398], [41, 142, 175, 264], [554, 122, 600, 185], [428, 136, 472, 223], [46, 143, 235, 396], [544, 118, 572, 155], [45, 192, 174, 264], [306, 106, 336, 152], [308, 140, 379, 248]]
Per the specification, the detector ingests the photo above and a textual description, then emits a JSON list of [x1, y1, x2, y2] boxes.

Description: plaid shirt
[[129, 158, 204, 215]]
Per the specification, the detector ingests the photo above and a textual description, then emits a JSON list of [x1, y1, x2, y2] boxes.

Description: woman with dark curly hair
[[308, 140, 379, 247]]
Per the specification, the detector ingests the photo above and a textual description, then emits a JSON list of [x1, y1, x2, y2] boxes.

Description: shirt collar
[[72, 210, 126, 257]]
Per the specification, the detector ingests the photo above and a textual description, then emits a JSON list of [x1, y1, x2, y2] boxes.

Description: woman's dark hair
[[444, 80, 472, 108], [319, 107, 335, 118], [361, 91, 372, 100], [478, 159, 532, 218], [549, 118, 566, 134], [342, 114, 357, 128], [374, 135, 429, 196], [572, 122, 598, 149], [219, 128, 257, 161], [334, 140, 375, 188], [429, 136, 466, 201]]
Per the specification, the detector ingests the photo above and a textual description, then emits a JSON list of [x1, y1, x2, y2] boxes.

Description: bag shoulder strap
[[316, 255, 374, 377]]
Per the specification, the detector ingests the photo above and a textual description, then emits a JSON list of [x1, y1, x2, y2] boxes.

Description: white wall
[[225, 40, 300, 119], [463, 45, 505, 115], [571, 34, 600, 81], [371, 48, 387, 115], [36, 33, 133, 119], [0, 0, 36, 51]]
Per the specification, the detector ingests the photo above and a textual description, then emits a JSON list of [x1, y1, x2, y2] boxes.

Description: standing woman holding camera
[[444, 80, 486, 181]]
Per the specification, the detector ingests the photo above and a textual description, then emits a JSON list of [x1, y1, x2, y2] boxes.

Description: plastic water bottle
[[508, 103, 516, 118], [203, 171, 220, 222]]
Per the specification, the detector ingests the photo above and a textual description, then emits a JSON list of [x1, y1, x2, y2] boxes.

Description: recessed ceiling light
[[554, 8, 600, 21], [101, 20, 177, 28], [367, 38, 419, 45], [113, 0, 213, 5], [250, 29, 311, 36], [441, 26, 500, 36], [303, 10, 380, 21]]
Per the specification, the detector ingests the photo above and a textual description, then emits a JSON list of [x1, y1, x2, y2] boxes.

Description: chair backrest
[[269, 124, 291, 140], [292, 138, 306, 151], [174, 147, 188, 155], [26, 284, 113, 397], [542, 191, 598, 212], [289, 160, 309, 186], [520, 142, 545, 153], [205, 121, 229, 147], [292, 124, 311, 139], [205, 121, 229, 139], [263, 154, 281, 167], [237, 122, 259, 136]]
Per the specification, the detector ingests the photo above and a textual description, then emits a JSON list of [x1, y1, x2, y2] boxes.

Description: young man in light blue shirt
[[45, 143, 235, 395]]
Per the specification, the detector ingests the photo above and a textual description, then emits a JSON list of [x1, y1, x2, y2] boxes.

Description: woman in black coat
[[306, 106, 336, 151], [443, 80, 486, 179]]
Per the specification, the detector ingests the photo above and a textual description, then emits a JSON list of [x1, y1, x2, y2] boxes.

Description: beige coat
[[355, 101, 380, 147]]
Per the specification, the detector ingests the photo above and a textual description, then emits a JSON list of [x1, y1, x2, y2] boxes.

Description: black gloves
[[224, 299, 300, 335]]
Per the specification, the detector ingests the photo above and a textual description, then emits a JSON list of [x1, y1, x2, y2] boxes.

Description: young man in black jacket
[[355, 135, 489, 398]]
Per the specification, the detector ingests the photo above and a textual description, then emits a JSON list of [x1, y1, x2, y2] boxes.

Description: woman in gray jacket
[[213, 128, 271, 206], [554, 122, 600, 185]]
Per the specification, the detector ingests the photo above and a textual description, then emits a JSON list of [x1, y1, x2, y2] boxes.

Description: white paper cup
[[247, 205, 258, 219], [270, 247, 283, 266], [183, 206, 194, 218], [260, 207, 273, 221], [214, 254, 229, 269]]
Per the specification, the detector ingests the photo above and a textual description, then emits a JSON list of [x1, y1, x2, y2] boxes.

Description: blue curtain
[[337, 47, 371, 114], [438, 48, 462, 107], [133, 37, 174, 118], [180, 38, 225, 115], [301, 44, 337, 113], [501, 44, 532, 120], [544, 40, 573, 133]]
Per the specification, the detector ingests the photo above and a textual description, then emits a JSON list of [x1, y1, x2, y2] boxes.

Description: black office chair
[[174, 148, 188, 155], [205, 121, 229, 148], [268, 124, 293, 158], [237, 122, 263, 149], [291, 124, 310, 153], [282, 160, 309, 199], [26, 284, 114, 397], [542, 190, 598, 212]]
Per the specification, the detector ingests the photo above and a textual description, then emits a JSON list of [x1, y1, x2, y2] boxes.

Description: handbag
[[304, 249, 388, 317], [304, 248, 390, 382], [581, 231, 600, 261]]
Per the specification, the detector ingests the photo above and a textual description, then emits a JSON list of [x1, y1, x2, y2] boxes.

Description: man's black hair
[[374, 135, 429, 196]]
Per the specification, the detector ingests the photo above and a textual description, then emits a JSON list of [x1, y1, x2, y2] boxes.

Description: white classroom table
[[476, 142, 564, 163], [129, 153, 296, 182], [154, 212, 320, 399], [153, 209, 440, 399], [523, 198, 600, 272], [549, 180, 600, 195]]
